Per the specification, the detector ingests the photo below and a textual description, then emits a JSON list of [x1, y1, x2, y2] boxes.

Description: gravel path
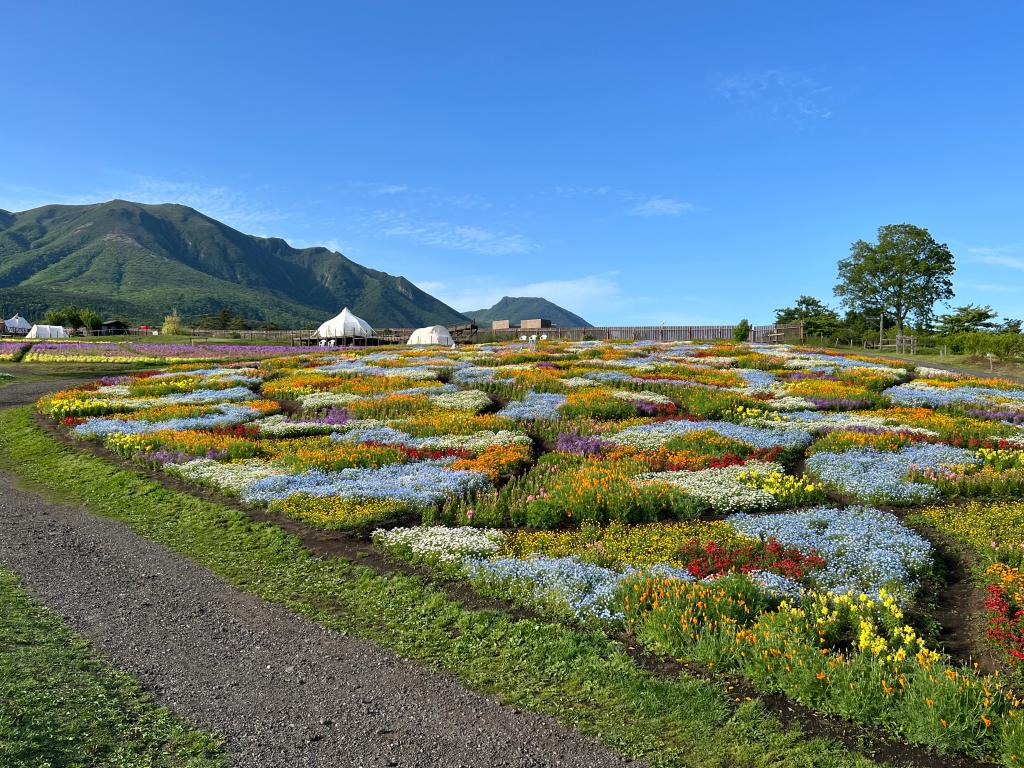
[[0, 377, 101, 407], [0, 469, 639, 768]]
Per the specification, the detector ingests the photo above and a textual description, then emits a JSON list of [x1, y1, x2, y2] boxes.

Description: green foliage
[[0, 567, 225, 767], [0, 200, 468, 328], [945, 331, 1024, 360], [162, 309, 186, 336], [41, 304, 102, 330], [733, 319, 751, 342], [0, 407, 879, 768], [79, 308, 102, 330], [936, 304, 999, 336], [835, 224, 956, 334], [774, 296, 841, 337], [196, 308, 252, 330]]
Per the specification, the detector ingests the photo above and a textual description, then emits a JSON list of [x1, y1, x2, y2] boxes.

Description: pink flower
[[527, 495, 535, 502], [466, 509, 475, 519]]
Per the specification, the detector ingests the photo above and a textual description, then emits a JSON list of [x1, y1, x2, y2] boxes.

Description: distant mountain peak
[[466, 296, 592, 327]]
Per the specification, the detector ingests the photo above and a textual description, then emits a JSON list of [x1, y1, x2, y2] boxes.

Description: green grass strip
[[0, 566, 225, 768], [0, 407, 882, 768]]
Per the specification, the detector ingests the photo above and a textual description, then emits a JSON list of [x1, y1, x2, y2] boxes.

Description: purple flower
[[808, 397, 874, 411], [633, 400, 660, 416], [99, 374, 134, 385], [555, 431, 615, 456], [145, 450, 192, 465], [289, 406, 351, 425], [965, 407, 1024, 424]]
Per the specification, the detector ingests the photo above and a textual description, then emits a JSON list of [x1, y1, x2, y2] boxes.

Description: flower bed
[[39, 337, 1024, 766]]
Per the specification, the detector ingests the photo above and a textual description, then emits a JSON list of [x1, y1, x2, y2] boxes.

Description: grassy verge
[[0, 361, 162, 379], [818, 346, 1024, 382], [0, 566, 225, 767], [0, 406, 881, 768]]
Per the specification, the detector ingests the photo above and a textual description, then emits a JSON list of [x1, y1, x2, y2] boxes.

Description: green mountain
[[0, 200, 469, 328], [466, 296, 593, 327]]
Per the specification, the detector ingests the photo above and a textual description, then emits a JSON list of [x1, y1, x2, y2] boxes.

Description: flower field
[[14, 340, 299, 364], [40, 339, 1024, 764]]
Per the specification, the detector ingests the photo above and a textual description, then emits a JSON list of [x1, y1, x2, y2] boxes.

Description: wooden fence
[[477, 323, 804, 344], [79, 322, 804, 345]]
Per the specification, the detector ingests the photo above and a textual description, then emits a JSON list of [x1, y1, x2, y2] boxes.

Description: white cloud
[[971, 244, 1024, 274], [553, 185, 613, 196], [553, 186, 698, 218], [718, 69, 833, 122], [368, 184, 409, 196], [377, 211, 537, 256], [629, 196, 695, 217]]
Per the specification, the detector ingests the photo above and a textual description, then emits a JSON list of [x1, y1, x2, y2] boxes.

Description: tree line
[[27, 305, 278, 334], [775, 223, 1024, 358]]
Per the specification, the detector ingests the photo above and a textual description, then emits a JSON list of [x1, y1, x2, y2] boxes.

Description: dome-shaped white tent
[[407, 325, 454, 346], [315, 307, 375, 339], [25, 324, 69, 339], [4, 314, 31, 334]]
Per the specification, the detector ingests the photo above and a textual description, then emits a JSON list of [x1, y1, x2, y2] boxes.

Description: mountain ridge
[[0, 200, 469, 328]]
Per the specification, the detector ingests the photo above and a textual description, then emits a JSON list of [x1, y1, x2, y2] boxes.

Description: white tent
[[25, 324, 69, 339], [407, 325, 454, 346], [3, 314, 31, 334], [314, 307, 375, 339]]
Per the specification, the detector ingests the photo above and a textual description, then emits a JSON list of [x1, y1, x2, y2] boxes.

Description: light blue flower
[[498, 391, 568, 420], [610, 418, 812, 451], [241, 461, 489, 505], [805, 443, 979, 504], [727, 506, 932, 601]]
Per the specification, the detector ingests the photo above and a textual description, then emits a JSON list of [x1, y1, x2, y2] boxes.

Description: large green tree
[[835, 224, 955, 343], [774, 295, 841, 337], [936, 304, 998, 336]]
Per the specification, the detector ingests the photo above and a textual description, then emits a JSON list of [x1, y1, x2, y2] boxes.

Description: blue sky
[[3, 2, 1023, 325]]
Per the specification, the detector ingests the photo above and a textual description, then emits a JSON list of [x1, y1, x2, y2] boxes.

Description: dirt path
[[0, 470, 640, 768], [0, 376, 103, 407]]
